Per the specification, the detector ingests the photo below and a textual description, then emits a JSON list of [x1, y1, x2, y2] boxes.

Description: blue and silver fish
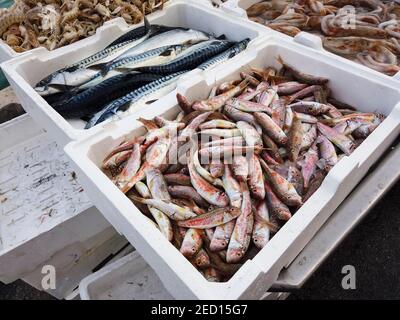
[[85, 71, 187, 129], [198, 38, 250, 70]]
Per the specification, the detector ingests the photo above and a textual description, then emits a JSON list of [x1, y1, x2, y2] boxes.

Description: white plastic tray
[[221, 0, 400, 81], [79, 251, 173, 300], [64, 35, 400, 300], [0, 114, 113, 284], [1, 0, 268, 146]]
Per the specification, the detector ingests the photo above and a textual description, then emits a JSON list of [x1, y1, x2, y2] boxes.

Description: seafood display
[[33, 20, 250, 128], [101, 57, 385, 282], [245, 0, 400, 75], [0, 0, 167, 53]]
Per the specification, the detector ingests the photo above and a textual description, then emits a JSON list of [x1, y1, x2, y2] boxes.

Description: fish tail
[[128, 194, 147, 204]]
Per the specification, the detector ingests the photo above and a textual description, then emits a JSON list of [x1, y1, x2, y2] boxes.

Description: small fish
[[238, 81, 269, 101], [303, 170, 326, 202], [224, 104, 263, 133], [277, 56, 329, 85], [134, 181, 173, 242], [210, 221, 235, 252], [262, 134, 284, 164], [257, 88, 278, 108], [192, 79, 248, 111], [260, 159, 303, 207], [252, 201, 271, 249], [192, 248, 211, 269], [114, 142, 141, 190], [188, 156, 229, 207], [287, 114, 303, 162], [236, 121, 263, 149], [200, 128, 242, 138], [164, 173, 192, 186], [248, 154, 265, 200], [177, 206, 241, 229], [232, 155, 249, 181], [301, 124, 318, 151], [264, 181, 292, 221], [289, 101, 331, 115], [199, 145, 260, 158], [227, 98, 273, 114], [277, 81, 308, 95], [180, 228, 203, 258], [120, 137, 171, 193], [253, 112, 288, 145], [146, 167, 171, 201], [193, 150, 224, 187], [221, 164, 242, 208], [320, 113, 379, 126], [176, 93, 193, 114], [167, 185, 209, 208], [202, 137, 244, 148], [129, 195, 197, 221], [199, 119, 237, 130], [317, 122, 355, 156], [316, 134, 338, 170], [180, 111, 212, 140], [271, 99, 286, 128], [298, 143, 319, 189], [227, 181, 254, 263]]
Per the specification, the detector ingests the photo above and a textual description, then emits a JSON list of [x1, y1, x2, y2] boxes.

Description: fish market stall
[[1, 0, 400, 301], [221, 0, 400, 80]]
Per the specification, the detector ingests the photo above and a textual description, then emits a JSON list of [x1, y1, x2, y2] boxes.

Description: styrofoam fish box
[[79, 251, 173, 300], [63, 35, 400, 299], [0, 0, 181, 64], [79, 250, 288, 300], [221, 0, 400, 81], [0, 114, 115, 284], [1, 0, 269, 147]]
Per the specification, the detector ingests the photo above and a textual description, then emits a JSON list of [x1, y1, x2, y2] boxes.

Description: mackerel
[[85, 71, 187, 128], [198, 38, 250, 70], [133, 40, 234, 75]]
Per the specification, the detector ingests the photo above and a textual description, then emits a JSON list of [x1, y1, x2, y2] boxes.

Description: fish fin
[[277, 55, 284, 66], [137, 117, 159, 130], [48, 83, 77, 92], [143, 16, 150, 33], [216, 34, 227, 40]]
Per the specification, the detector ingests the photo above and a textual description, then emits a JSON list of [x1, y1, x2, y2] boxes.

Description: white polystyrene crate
[[64, 35, 400, 299], [79, 251, 173, 300], [0, 114, 114, 284], [0, 0, 179, 64], [221, 0, 400, 81], [1, 0, 269, 147]]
